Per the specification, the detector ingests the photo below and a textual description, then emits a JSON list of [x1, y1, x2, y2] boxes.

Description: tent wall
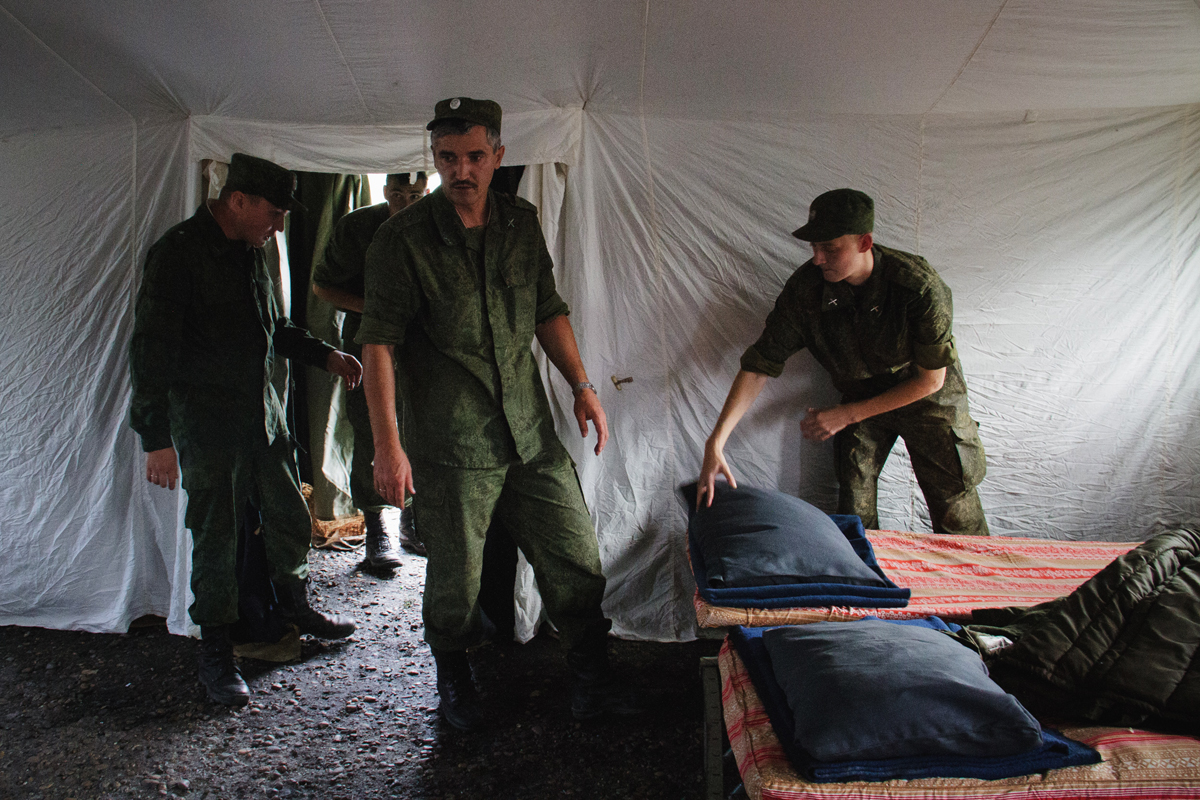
[[0, 117, 195, 633]]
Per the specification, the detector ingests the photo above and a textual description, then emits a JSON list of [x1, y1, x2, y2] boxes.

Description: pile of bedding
[[680, 482, 909, 609], [967, 527, 1200, 734]]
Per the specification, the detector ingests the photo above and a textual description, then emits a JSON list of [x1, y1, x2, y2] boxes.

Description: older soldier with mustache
[[357, 98, 636, 732]]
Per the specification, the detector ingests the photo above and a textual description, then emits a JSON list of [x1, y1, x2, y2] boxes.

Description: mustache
[[452, 181, 476, 189]]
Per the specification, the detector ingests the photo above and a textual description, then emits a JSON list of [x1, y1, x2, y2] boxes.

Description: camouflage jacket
[[742, 245, 966, 403], [312, 201, 390, 327], [129, 205, 335, 454], [358, 187, 568, 468]]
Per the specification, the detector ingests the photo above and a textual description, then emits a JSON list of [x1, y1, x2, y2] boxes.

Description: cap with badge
[[792, 188, 874, 242], [224, 153, 305, 213], [426, 97, 503, 135]]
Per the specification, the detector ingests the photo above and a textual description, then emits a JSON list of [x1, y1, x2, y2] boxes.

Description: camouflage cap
[[224, 153, 304, 212], [792, 188, 874, 242], [426, 97, 502, 135]]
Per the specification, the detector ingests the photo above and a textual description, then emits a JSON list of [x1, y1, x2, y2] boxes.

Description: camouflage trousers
[[834, 396, 989, 536], [179, 436, 311, 626], [413, 442, 610, 652]]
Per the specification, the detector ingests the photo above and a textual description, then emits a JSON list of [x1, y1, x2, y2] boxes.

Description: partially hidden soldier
[[698, 189, 990, 536], [129, 153, 361, 707], [359, 97, 639, 731], [313, 172, 429, 566]]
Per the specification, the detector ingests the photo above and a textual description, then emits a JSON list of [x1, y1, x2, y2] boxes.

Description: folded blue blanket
[[730, 622, 1101, 782], [690, 515, 910, 608]]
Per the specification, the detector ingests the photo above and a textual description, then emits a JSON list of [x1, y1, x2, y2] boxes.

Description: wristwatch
[[572, 381, 596, 396]]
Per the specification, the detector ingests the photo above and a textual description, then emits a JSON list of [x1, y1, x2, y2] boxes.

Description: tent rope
[[636, 0, 683, 542]]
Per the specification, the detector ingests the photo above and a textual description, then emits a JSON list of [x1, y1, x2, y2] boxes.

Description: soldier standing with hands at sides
[[359, 97, 638, 731], [698, 189, 989, 537], [130, 153, 361, 707], [313, 172, 429, 566]]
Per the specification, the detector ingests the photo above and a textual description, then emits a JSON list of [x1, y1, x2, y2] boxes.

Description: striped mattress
[[695, 530, 1137, 628], [719, 640, 1200, 799]]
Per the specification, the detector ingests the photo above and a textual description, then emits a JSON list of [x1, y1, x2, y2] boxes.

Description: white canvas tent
[[2, 1, 1199, 641]]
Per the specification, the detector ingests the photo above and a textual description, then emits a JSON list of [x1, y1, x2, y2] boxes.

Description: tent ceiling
[[5, 0, 1200, 137]]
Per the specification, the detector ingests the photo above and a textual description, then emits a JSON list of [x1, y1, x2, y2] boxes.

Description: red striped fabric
[[695, 530, 1137, 628]]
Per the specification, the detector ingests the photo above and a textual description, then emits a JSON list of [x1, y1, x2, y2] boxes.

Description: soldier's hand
[[374, 444, 415, 508], [696, 440, 736, 509], [800, 406, 853, 442], [326, 350, 363, 390], [573, 387, 608, 456], [146, 447, 179, 490]]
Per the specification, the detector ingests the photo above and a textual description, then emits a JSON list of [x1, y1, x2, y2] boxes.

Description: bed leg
[[701, 656, 725, 800]]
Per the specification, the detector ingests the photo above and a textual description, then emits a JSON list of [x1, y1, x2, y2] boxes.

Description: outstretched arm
[[362, 344, 414, 506], [800, 365, 945, 441], [313, 283, 365, 314], [535, 314, 608, 456], [697, 370, 770, 508], [324, 350, 363, 390]]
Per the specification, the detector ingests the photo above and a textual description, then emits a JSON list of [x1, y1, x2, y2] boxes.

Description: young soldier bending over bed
[[697, 189, 990, 536]]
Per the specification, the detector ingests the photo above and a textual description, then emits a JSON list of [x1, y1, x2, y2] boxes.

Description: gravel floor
[[0, 546, 724, 800]]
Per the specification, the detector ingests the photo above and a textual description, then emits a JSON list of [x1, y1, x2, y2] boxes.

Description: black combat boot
[[432, 647, 484, 732], [198, 625, 250, 707], [567, 634, 643, 721], [363, 510, 403, 569], [277, 579, 356, 639], [397, 505, 426, 556]]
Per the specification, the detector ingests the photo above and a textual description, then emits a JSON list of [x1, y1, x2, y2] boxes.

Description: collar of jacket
[[820, 245, 886, 314], [429, 186, 518, 247]]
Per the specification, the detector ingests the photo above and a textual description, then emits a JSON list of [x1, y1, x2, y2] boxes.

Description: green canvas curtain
[[286, 173, 369, 519]]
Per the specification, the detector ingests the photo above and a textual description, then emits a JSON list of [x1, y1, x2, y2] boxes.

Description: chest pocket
[[497, 231, 540, 341], [424, 249, 487, 348]]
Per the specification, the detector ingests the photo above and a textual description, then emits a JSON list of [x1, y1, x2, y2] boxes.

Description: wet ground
[[0, 547, 723, 800]]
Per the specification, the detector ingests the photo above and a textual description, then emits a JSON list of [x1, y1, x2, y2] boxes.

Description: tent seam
[[922, 0, 1010, 117], [311, 0, 376, 125], [636, 0, 681, 532], [1161, 106, 1190, 526], [0, 2, 136, 122]]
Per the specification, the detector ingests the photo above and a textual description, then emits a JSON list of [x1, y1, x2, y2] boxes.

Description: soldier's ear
[[857, 233, 874, 253]]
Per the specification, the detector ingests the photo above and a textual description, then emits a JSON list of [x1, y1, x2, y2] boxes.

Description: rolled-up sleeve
[[909, 279, 958, 370], [534, 243, 569, 325], [358, 224, 419, 346]]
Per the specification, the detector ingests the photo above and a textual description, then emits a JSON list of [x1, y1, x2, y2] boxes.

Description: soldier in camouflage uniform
[[359, 97, 635, 731], [698, 189, 989, 536], [313, 172, 428, 565], [130, 153, 360, 707]]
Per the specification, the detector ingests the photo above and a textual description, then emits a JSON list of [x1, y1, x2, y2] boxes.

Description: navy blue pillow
[[763, 620, 1044, 761], [681, 482, 887, 589]]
